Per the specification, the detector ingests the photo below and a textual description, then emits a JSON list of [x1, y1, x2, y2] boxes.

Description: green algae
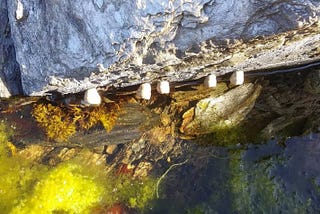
[[0, 121, 157, 213], [0, 121, 48, 214], [197, 124, 252, 146], [102, 174, 156, 210], [228, 149, 312, 213]]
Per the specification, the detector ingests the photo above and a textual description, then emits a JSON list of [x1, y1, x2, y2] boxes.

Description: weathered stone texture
[[3, 0, 320, 96], [0, 0, 22, 97]]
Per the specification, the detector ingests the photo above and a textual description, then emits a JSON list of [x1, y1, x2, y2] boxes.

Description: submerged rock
[[304, 69, 320, 94], [180, 83, 262, 135]]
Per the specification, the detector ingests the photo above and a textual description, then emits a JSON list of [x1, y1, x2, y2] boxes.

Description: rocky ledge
[[0, 0, 320, 97]]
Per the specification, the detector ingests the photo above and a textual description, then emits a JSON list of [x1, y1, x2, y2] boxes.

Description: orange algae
[[71, 102, 121, 132], [32, 103, 76, 142], [32, 102, 122, 142]]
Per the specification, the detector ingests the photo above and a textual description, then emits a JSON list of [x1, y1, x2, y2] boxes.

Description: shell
[[156, 81, 170, 94], [230, 70, 244, 86], [136, 83, 152, 100], [82, 88, 101, 106], [204, 74, 217, 88]]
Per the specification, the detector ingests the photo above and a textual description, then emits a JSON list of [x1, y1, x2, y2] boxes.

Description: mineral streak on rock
[[2, 0, 320, 96]]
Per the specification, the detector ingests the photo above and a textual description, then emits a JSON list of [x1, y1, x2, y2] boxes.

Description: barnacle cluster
[[32, 102, 122, 142]]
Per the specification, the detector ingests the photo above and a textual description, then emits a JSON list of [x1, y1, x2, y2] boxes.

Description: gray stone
[[4, 0, 320, 96], [0, 0, 22, 97]]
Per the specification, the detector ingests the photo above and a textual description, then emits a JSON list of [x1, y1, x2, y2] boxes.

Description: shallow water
[[2, 68, 320, 213], [150, 133, 320, 213]]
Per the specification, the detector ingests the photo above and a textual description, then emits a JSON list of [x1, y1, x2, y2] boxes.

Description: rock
[[133, 161, 153, 178], [0, 0, 22, 97], [105, 144, 118, 155], [304, 69, 320, 94], [180, 83, 262, 135], [2, 0, 320, 96]]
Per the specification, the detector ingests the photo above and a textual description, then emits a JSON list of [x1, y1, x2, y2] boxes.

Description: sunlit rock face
[[3, 0, 320, 96]]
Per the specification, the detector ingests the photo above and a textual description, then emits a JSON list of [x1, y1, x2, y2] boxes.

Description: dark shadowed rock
[[0, 0, 22, 97], [3, 0, 320, 96]]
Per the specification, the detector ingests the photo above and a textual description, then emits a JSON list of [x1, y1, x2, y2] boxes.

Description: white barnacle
[[16, 0, 24, 20], [204, 74, 217, 88], [156, 81, 170, 94], [136, 83, 151, 100], [230, 70, 244, 86], [81, 88, 101, 106], [97, 63, 106, 72]]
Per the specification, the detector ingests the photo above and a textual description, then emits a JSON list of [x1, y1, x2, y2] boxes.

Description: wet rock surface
[[2, 66, 320, 166], [180, 83, 262, 135], [1, 0, 320, 96]]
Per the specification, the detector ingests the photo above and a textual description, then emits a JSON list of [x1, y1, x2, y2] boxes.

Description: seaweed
[[32, 102, 122, 142], [32, 103, 76, 142], [0, 121, 156, 213]]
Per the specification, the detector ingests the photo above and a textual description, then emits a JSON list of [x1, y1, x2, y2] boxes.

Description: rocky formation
[[1, 0, 320, 97], [0, 1, 22, 97]]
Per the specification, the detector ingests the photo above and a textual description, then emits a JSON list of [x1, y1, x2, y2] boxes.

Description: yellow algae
[[72, 102, 120, 132], [11, 163, 104, 214], [0, 120, 156, 213], [6, 142, 17, 156], [0, 121, 47, 214]]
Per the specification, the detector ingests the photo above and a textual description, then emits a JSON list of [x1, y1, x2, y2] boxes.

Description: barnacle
[[32, 103, 76, 142]]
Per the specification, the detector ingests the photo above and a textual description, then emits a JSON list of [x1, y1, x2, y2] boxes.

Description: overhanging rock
[[4, 0, 320, 96]]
